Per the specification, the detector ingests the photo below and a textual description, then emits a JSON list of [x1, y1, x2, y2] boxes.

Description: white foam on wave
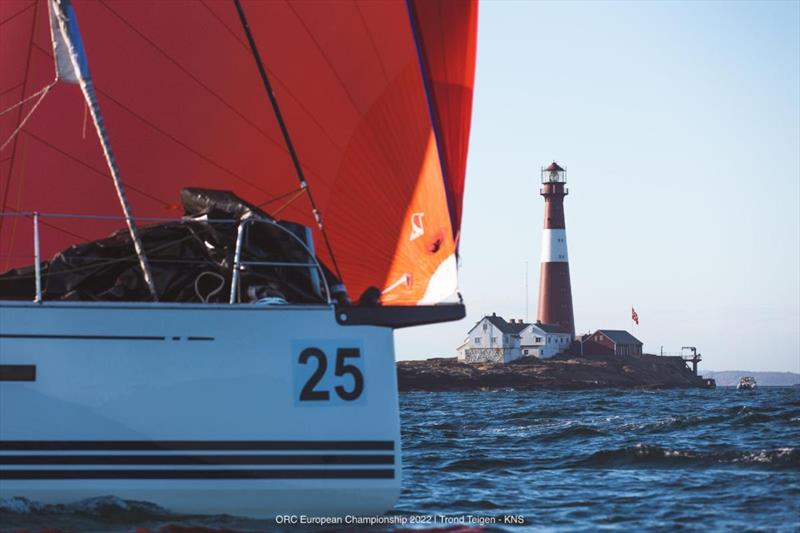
[[0, 496, 45, 514]]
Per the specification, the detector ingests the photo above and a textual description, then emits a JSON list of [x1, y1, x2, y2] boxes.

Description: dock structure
[[680, 346, 702, 376], [659, 346, 703, 376]]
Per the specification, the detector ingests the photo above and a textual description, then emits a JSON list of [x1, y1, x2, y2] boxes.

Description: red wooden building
[[581, 330, 643, 356]]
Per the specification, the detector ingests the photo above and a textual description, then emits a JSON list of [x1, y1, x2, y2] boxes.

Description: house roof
[[533, 321, 569, 334], [486, 315, 529, 334], [594, 329, 643, 346]]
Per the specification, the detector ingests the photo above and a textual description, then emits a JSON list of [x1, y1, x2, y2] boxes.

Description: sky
[[396, 0, 800, 373]]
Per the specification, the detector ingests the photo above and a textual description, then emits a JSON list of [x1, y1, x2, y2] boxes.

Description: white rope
[[194, 271, 226, 303], [0, 80, 56, 117], [0, 79, 58, 152]]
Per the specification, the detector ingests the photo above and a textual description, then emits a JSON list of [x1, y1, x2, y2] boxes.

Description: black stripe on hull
[[0, 454, 394, 465], [0, 334, 166, 341], [0, 334, 217, 341], [0, 440, 395, 451], [0, 469, 395, 480], [0, 364, 35, 381]]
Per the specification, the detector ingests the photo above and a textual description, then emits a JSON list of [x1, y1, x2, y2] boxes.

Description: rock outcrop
[[397, 353, 714, 392]]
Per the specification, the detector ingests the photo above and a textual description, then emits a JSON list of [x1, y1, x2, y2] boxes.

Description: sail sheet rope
[[233, 0, 344, 288], [0, 78, 57, 152], [0, 229, 202, 281]]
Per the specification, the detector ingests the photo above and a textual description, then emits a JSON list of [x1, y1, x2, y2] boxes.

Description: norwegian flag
[[631, 307, 639, 325]]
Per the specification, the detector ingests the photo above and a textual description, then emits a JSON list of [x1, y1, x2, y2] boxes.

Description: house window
[[483, 323, 488, 332], [524, 349, 528, 355], [491, 337, 497, 343], [535, 336, 542, 343], [474, 337, 481, 344]]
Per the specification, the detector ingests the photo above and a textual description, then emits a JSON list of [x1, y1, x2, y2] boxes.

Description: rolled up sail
[[0, 0, 477, 305]]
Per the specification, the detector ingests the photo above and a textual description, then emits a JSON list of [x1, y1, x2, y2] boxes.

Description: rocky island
[[397, 353, 715, 391]]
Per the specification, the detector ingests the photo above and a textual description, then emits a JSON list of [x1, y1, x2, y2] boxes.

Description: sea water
[[1, 387, 798, 532]]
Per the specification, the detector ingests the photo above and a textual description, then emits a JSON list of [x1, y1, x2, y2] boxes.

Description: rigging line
[[198, 0, 345, 154], [94, 87, 274, 198], [0, 0, 35, 27], [32, 38, 245, 176], [0, 208, 90, 242], [271, 188, 306, 216], [233, 0, 344, 284], [2, 127, 30, 272], [257, 186, 303, 208], [0, 231, 203, 280], [436, 0, 455, 170], [96, 0, 332, 178], [22, 130, 171, 208], [353, 0, 389, 83], [1, 0, 39, 238], [26, 43, 208, 208], [0, 80, 56, 133], [0, 82, 54, 118], [199, 0, 246, 47], [0, 83, 25, 99], [97, 1, 283, 151], [405, 0, 457, 242], [284, 0, 362, 115]]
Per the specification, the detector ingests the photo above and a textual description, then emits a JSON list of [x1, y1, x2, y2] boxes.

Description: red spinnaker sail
[[0, 0, 477, 305], [408, 0, 478, 243]]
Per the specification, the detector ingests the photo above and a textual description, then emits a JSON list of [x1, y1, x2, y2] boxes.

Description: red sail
[[408, 0, 478, 244], [0, 0, 477, 305]]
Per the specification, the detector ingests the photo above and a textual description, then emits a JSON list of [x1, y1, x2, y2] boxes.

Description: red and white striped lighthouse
[[537, 161, 575, 338]]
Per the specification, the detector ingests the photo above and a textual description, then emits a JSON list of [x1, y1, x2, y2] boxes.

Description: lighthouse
[[537, 162, 575, 338]]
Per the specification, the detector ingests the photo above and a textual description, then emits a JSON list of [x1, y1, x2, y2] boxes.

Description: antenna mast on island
[[525, 261, 529, 322]]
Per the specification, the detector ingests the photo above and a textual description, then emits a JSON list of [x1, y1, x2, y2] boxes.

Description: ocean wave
[[442, 457, 524, 471], [537, 424, 606, 442], [503, 407, 570, 421], [0, 495, 171, 519], [569, 444, 800, 469], [622, 406, 799, 433]]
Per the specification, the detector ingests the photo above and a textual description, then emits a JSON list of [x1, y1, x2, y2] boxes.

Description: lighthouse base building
[[456, 314, 571, 363]]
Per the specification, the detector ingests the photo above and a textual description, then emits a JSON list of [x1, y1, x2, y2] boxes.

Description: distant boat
[[737, 376, 757, 390]]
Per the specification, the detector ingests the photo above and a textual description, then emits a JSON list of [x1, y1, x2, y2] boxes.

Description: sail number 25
[[296, 346, 365, 403]]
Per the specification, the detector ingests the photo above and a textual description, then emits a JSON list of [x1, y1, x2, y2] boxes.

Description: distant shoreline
[[696, 370, 800, 387]]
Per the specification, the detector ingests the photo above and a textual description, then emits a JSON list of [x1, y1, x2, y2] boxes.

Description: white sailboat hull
[[0, 301, 401, 518]]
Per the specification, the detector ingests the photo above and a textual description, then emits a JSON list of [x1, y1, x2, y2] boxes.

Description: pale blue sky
[[397, 0, 800, 372]]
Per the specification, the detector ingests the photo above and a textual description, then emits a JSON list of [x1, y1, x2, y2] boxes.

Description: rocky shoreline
[[397, 353, 714, 392]]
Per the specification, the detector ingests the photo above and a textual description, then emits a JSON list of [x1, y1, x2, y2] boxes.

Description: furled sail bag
[[0, 188, 340, 303]]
